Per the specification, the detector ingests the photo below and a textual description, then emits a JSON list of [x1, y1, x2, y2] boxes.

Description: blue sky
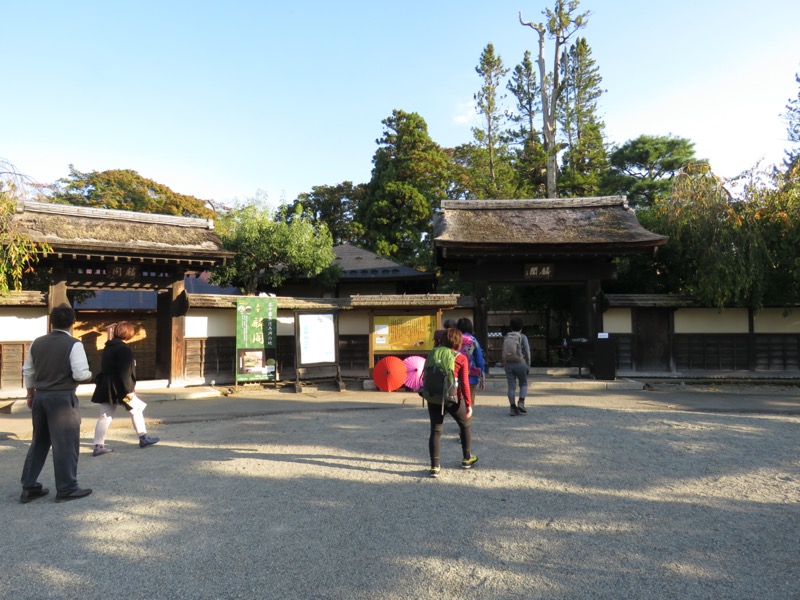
[[3, 0, 799, 207]]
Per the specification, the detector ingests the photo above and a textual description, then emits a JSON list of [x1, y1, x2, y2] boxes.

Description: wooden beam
[[458, 260, 616, 282]]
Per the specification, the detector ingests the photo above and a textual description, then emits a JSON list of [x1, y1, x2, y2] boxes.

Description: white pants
[[93, 403, 147, 445]]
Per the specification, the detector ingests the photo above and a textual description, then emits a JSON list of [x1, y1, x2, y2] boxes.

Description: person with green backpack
[[420, 328, 477, 478]]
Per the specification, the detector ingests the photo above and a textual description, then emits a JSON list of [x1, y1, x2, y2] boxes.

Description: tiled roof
[[333, 244, 433, 280]]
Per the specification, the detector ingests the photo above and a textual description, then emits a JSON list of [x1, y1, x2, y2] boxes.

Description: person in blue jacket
[[456, 318, 486, 405]]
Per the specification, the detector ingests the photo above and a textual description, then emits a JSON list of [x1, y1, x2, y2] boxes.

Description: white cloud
[[453, 100, 477, 126]]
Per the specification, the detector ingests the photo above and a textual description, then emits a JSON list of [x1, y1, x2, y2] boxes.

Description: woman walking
[[91, 322, 159, 456], [425, 328, 477, 478]]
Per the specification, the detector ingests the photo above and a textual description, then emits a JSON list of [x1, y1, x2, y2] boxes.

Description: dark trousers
[[427, 400, 471, 468], [20, 390, 82, 494]]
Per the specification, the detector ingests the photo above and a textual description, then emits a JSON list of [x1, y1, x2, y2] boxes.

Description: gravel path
[[2, 398, 798, 599]]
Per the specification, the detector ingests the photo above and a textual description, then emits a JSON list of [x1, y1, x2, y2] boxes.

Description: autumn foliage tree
[[52, 166, 215, 218], [645, 163, 800, 310]]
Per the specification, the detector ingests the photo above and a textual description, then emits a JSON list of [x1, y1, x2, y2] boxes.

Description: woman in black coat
[[91, 322, 159, 456]]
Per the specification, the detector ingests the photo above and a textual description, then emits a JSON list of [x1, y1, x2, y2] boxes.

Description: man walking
[[20, 303, 94, 503]]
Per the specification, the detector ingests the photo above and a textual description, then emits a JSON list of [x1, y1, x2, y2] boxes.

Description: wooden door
[[634, 308, 671, 371]]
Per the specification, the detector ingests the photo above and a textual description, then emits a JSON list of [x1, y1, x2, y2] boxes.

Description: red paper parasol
[[403, 355, 426, 391], [373, 356, 408, 392]]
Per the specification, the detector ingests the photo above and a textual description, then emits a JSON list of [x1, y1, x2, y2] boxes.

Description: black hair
[[510, 316, 523, 332], [50, 304, 76, 330], [456, 317, 474, 334]]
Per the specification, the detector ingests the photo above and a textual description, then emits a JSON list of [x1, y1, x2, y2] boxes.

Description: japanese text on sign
[[524, 264, 555, 280]]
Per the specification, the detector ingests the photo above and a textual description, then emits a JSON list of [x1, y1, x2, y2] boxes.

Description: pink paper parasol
[[403, 355, 426, 391], [373, 356, 408, 392]]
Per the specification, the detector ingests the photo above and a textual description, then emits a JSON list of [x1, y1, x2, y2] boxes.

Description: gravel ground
[[1, 394, 799, 599]]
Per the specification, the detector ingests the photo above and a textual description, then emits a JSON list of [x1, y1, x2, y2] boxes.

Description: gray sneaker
[[139, 435, 160, 448], [510, 405, 519, 416]]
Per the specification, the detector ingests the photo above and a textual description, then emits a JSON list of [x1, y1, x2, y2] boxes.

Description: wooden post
[[169, 274, 187, 387], [48, 277, 70, 313], [473, 280, 489, 358], [155, 272, 188, 386]]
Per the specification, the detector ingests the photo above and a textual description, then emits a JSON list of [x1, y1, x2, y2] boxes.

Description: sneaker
[[517, 401, 527, 414], [461, 455, 478, 469], [93, 445, 113, 457], [430, 467, 441, 478], [139, 435, 160, 448], [510, 405, 519, 416]]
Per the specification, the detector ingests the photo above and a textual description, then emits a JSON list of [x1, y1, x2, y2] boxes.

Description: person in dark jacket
[[91, 322, 159, 456], [20, 303, 93, 503]]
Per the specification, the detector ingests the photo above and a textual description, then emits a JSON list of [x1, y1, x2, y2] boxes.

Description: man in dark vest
[[20, 303, 94, 503]]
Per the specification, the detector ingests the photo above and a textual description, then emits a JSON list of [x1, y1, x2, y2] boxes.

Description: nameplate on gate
[[524, 264, 555, 280], [108, 264, 141, 279]]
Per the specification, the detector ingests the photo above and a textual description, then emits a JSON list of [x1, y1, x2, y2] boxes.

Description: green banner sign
[[235, 297, 278, 382]]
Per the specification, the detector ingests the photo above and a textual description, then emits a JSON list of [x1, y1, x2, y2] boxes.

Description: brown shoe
[[55, 488, 93, 502], [20, 486, 49, 504]]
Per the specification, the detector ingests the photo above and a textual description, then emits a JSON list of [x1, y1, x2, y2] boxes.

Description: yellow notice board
[[373, 315, 436, 352]]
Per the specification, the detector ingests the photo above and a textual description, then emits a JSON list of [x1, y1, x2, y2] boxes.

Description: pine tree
[[557, 37, 607, 197], [506, 50, 547, 197], [358, 110, 449, 269], [471, 44, 514, 198]]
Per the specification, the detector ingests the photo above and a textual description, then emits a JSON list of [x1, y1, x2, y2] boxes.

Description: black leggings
[[427, 401, 472, 468]]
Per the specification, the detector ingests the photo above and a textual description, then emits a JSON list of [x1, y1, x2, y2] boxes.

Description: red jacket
[[454, 352, 472, 408]]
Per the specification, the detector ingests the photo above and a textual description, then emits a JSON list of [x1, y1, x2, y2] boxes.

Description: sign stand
[[293, 310, 345, 393], [234, 297, 278, 389]]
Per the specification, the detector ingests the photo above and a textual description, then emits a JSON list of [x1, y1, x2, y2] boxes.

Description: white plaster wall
[[602, 308, 632, 334], [753, 308, 800, 333], [674, 308, 749, 334], [185, 309, 236, 338], [277, 313, 295, 336], [0, 308, 48, 341], [339, 311, 368, 335]]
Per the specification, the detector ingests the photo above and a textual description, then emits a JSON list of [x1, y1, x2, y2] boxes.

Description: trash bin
[[593, 333, 616, 380]]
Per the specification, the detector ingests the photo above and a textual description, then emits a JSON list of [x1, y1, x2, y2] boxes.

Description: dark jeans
[[20, 390, 82, 494], [505, 362, 529, 405], [427, 400, 471, 468]]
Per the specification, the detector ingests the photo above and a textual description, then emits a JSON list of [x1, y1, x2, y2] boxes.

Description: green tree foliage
[[506, 50, 547, 197], [785, 71, 800, 170], [444, 145, 477, 200], [0, 160, 51, 294], [471, 43, 515, 198], [52, 166, 215, 218], [359, 110, 449, 269], [737, 167, 800, 308], [211, 201, 336, 295], [646, 163, 800, 310], [288, 181, 366, 246], [557, 37, 607, 197], [602, 135, 699, 207], [519, 0, 589, 198]]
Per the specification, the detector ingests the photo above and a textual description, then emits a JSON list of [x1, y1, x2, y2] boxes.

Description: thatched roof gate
[[12, 201, 233, 385], [433, 197, 668, 370]]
